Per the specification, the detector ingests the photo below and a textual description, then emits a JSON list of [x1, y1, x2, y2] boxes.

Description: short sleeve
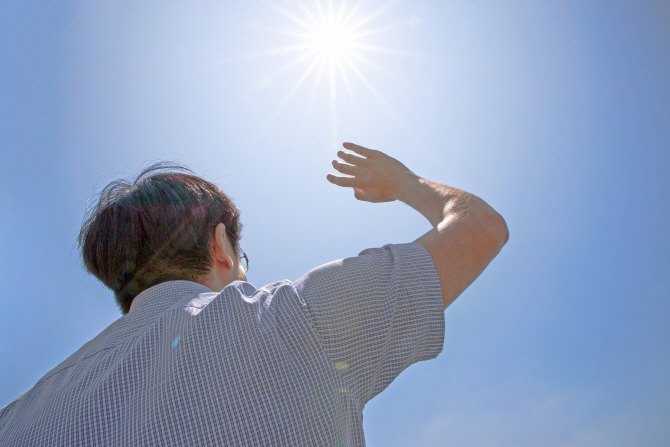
[[293, 243, 445, 407]]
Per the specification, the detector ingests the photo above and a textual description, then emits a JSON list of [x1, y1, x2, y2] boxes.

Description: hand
[[326, 142, 412, 203]]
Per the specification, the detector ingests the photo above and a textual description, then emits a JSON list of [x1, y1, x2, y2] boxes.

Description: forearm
[[395, 171, 504, 236], [395, 171, 508, 308], [328, 142, 508, 308]]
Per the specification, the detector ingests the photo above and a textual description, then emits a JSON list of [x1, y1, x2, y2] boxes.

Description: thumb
[[353, 188, 371, 202]]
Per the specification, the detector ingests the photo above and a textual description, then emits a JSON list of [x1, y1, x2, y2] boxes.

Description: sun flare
[[254, 0, 407, 148], [306, 16, 357, 65]]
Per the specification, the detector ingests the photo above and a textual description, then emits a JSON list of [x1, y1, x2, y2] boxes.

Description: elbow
[[464, 196, 508, 249], [497, 212, 510, 246], [481, 208, 509, 250]]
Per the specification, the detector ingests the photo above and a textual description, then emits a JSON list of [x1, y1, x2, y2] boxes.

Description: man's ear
[[212, 223, 234, 269]]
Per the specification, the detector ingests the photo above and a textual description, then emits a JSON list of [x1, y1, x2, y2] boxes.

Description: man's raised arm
[[327, 142, 509, 309]]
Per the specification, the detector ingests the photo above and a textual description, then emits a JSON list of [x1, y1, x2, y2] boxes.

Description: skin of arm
[[327, 142, 509, 309]]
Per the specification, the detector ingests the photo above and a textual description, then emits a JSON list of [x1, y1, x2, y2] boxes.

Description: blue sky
[[1, 0, 669, 445]]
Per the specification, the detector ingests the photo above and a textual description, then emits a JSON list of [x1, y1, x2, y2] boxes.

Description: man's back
[[0, 144, 508, 445], [0, 244, 444, 446]]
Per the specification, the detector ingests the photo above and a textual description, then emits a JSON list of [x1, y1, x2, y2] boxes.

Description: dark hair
[[78, 162, 242, 314]]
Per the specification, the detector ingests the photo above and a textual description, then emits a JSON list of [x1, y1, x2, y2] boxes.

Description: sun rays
[[305, 8, 357, 65], [252, 0, 408, 148]]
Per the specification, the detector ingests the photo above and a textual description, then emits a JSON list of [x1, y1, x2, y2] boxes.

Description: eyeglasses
[[239, 251, 249, 273], [223, 227, 248, 273]]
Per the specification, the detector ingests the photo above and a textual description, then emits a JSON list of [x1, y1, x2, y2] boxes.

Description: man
[[0, 143, 508, 446]]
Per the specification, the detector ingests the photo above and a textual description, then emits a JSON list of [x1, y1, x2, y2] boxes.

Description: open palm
[[326, 142, 412, 203]]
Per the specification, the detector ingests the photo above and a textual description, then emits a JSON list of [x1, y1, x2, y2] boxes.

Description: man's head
[[78, 162, 243, 314]]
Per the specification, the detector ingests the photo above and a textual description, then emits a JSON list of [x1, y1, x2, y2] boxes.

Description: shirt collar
[[129, 280, 213, 315]]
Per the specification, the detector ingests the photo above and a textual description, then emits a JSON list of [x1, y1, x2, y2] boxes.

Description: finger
[[326, 174, 358, 188], [332, 160, 362, 176], [343, 142, 375, 158], [337, 150, 367, 166]]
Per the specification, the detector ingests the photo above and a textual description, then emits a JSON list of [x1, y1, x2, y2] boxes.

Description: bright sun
[[307, 17, 356, 65], [272, 0, 371, 75], [254, 0, 405, 147]]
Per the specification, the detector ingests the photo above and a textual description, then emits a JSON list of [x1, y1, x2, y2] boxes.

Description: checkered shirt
[[0, 243, 444, 446]]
